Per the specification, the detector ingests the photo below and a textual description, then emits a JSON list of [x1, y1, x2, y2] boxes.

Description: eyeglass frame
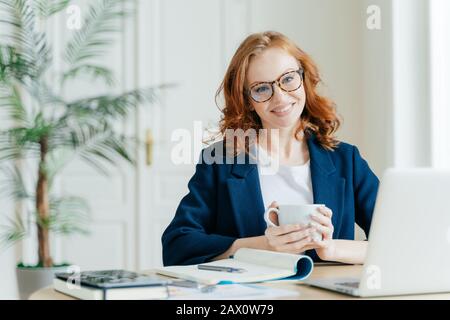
[[247, 68, 304, 103]]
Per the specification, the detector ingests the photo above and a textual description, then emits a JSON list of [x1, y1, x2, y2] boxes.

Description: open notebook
[[156, 248, 314, 285]]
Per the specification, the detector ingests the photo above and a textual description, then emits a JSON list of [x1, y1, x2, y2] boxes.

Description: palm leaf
[[0, 45, 35, 83], [67, 126, 134, 174], [82, 131, 134, 165], [43, 147, 73, 188], [0, 210, 27, 250], [0, 0, 51, 78], [44, 195, 91, 235], [0, 128, 41, 161], [64, 0, 127, 68], [65, 87, 159, 121], [20, 77, 64, 110], [0, 110, 52, 160], [62, 64, 116, 86], [44, 117, 136, 176], [0, 133, 25, 161], [33, 0, 70, 18], [42, 86, 160, 174], [0, 162, 32, 200], [0, 84, 30, 126], [44, 135, 113, 176]]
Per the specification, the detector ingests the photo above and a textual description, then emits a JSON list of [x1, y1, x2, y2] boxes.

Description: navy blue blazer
[[162, 135, 379, 266]]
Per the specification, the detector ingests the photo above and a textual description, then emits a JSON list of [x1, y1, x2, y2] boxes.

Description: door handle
[[145, 129, 154, 166]]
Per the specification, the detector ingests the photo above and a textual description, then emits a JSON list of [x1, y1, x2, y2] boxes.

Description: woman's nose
[[271, 83, 288, 103]]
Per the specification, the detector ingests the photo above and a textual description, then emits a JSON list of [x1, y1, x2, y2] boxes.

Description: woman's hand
[[218, 205, 365, 264], [309, 206, 337, 261], [264, 202, 320, 254]]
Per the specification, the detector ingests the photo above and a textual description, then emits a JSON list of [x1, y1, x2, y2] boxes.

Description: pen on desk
[[197, 265, 246, 273]]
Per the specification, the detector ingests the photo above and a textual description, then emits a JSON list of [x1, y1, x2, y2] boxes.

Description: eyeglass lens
[[250, 70, 302, 103]]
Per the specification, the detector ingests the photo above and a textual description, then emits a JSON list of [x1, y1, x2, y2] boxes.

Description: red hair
[[215, 31, 341, 154]]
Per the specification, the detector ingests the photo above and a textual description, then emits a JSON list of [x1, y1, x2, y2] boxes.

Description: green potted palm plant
[[0, 0, 158, 299]]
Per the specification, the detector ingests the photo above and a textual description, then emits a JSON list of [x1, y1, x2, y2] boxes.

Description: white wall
[[430, 0, 450, 168], [392, 0, 431, 168], [361, 0, 436, 175], [0, 100, 20, 299], [361, 0, 394, 177], [0, 248, 19, 299], [0, 199, 19, 299]]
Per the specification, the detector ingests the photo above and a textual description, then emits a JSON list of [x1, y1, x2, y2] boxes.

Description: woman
[[162, 31, 379, 266]]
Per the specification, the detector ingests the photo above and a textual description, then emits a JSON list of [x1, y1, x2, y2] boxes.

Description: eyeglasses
[[248, 69, 304, 103]]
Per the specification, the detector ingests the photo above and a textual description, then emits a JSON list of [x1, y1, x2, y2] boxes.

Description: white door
[[50, 0, 139, 271]]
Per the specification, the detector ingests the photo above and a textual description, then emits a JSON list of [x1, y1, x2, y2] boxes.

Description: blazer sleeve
[[352, 146, 380, 238], [161, 150, 237, 266]]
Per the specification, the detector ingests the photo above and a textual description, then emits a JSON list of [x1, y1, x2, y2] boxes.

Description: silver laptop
[[304, 168, 450, 297]]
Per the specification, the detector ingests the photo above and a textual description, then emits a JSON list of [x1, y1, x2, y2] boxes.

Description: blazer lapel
[[307, 137, 346, 236], [226, 156, 267, 237]]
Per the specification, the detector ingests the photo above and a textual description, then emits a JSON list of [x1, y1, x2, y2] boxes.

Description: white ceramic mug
[[264, 204, 325, 242]]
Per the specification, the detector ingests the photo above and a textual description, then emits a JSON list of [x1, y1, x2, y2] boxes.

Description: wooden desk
[[29, 265, 450, 300]]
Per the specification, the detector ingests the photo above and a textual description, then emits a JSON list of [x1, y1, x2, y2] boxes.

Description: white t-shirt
[[256, 145, 314, 209]]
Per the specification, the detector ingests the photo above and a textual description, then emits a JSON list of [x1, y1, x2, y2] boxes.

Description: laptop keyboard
[[335, 281, 360, 288]]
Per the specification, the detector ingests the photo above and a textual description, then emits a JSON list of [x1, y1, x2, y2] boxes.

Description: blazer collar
[[306, 134, 336, 176], [229, 134, 337, 177], [230, 144, 258, 178], [307, 135, 345, 237]]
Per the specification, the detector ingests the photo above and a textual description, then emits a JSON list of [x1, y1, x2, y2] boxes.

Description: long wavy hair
[[215, 31, 341, 155]]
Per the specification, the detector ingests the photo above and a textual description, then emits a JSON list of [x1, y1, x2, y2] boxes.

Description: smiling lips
[[271, 103, 295, 116]]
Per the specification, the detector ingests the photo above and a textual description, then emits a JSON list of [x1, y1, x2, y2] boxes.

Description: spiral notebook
[[156, 248, 314, 285]]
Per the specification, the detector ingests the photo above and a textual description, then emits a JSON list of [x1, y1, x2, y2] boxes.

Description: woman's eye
[[255, 86, 270, 94], [282, 76, 294, 84]]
